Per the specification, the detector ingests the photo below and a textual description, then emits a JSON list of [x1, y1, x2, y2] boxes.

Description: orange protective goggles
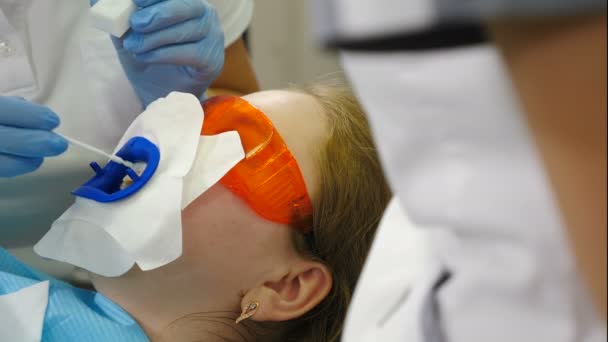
[[201, 95, 313, 232]]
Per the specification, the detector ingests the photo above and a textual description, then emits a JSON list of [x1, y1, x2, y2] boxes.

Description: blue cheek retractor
[[72, 136, 160, 202]]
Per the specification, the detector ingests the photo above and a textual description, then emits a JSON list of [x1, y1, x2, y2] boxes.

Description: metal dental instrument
[[58, 133, 135, 169]]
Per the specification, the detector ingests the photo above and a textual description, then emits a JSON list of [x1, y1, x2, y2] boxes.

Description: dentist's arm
[[210, 37, 259, 95], [490, 15, 607, 318]]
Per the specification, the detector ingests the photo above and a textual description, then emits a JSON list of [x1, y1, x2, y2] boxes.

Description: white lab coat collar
[[343, 198, 449, 341]]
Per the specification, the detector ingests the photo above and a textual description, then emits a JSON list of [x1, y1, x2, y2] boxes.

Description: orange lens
[[201, 96, 313, 232]]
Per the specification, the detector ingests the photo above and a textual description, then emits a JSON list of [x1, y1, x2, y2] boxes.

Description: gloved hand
[[0, 96, 68, 178], [108, 0, 225, 106]]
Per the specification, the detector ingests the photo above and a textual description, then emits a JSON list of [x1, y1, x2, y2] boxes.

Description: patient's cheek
[[180, 185, 278, 247]]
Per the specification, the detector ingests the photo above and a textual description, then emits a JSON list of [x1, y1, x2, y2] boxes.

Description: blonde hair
[[281, 77, 392, 341]]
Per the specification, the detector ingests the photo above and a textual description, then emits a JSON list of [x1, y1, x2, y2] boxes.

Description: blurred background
[[248, 0, 342, 89]]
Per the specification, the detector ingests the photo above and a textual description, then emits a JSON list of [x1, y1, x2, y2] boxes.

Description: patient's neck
[[150, 314, 256, 342], [90, 266, 250, 342]]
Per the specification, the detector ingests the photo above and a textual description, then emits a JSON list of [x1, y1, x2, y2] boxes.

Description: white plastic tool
[[58, 133, 135, 169], [90, 0, 137, 37]]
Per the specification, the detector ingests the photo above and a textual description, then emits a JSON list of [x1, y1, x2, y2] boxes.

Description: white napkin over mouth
[[35, 92, 245, 277]]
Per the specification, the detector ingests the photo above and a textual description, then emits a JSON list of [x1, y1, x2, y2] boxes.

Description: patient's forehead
[[241, 90, 328, 200]]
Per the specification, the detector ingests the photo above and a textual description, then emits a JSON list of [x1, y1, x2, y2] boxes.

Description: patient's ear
[[240, 260, 332, 322]]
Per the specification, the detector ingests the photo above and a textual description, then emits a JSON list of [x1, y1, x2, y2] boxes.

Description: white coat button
[[0, 37, 14, 57]]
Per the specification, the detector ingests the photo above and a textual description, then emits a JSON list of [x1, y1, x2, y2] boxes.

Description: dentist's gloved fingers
[[134, 40, 224, 73], [130, 0, 207, 33], [123, 17, 210, 54], [0, 126, 68, 158], [0, 154, 43, 178], [0, 96, 60, 130], [112, 0, 223, 105]]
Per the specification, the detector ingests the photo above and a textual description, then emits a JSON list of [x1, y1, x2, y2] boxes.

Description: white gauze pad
[[90, 0, 136, 37], [34, 92, 245, 277], [0, 281, 49, 342]]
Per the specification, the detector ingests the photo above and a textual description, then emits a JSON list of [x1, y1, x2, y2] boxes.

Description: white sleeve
[[207, 0, 254, 47]]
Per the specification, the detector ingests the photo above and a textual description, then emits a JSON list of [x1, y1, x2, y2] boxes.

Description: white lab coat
[[308, 0, 608, 339], [339, 44, 607, 342], [0, 0, 253, 273]]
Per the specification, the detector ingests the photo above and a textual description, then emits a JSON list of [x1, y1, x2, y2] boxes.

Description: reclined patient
[[0, 79, 391, 342]]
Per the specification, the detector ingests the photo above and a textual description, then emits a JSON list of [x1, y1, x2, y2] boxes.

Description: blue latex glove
[[102, 0, 225, 106], [0, 97, 68, 178]]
